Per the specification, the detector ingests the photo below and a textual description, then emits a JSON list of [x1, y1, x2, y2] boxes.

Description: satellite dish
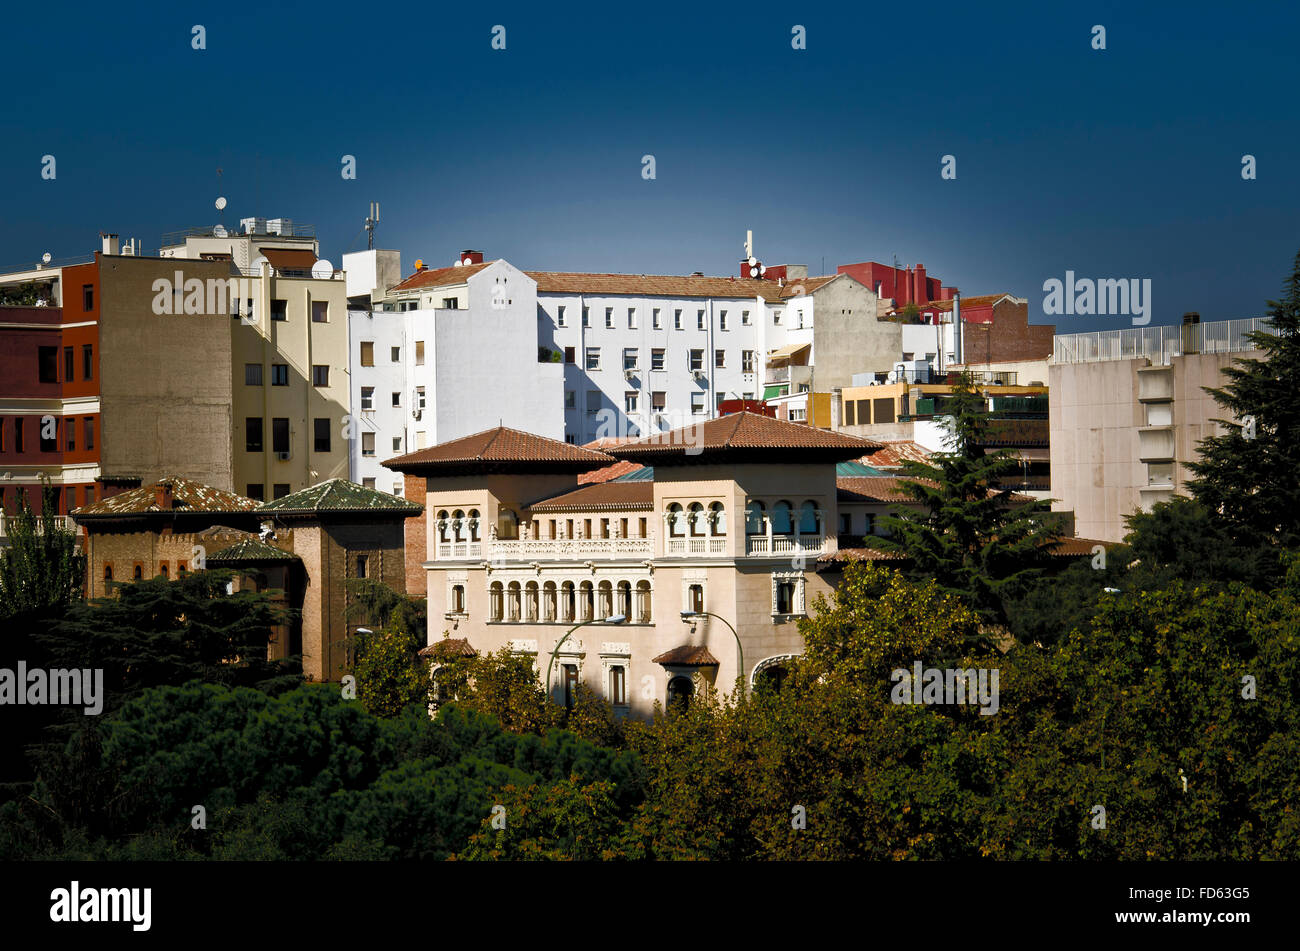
[[215, 196, 227, 211], [311, 258, 333, 279], [452, 259, 462, 267], [748, 256, 757, 268], [41, 252, 51, 264], [413, 258, 424, 270], [758, 264, 766, 276], [462, 257, 473, 266], [250, 254, 269, 273], [213, 224, 228, 238]]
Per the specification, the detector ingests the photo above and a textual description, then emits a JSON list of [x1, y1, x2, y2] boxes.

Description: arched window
[[617, 580, 632, 619], [103, 564, 113, 584], [754, 664, 790, 692], [497, 507, 518, 540], [709, 502, 727, 536], [437, 510, 450, 543], [489, 582, 503, 621], [559, 579, 574, 623], [688, 502, 705, 536], [799, 501, 819, 534], [579, 581, 594, 621], [543, 581, 557, 621], [468, 509, 481, 542], [597, 580, 613, 619], [451, 584, 466, 614], [452, 509, 466, 541], [635, 581, 652, 622], [667, 676, 694, 713], [133, 564, 143, 581], [525, 581, 539, 621], [772, 500, 793, 534], [160, 563, 169, 580], [507, 581, 522, 621], [667, 502, 684, 537], [745, 501, 765, 535], [688, 583, 704, 613]]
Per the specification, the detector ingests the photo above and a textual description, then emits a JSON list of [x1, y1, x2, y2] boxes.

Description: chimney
[[739, 260, 752, 279], [101, 232, 120, 255], [915, 263, 928, 304], [459, 249, 484, 265], [154, 481, 173, 510]]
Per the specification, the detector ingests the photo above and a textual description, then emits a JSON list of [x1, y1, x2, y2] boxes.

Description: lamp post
[[545, 614, 626, 704], [680, 610, 744, 695]]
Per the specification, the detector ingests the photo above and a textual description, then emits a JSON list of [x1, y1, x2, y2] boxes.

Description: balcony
[[745, 533, 824, 557], [490, 536, 654, 559], [0, 513, 78, 543], [665, 537, 728, 555]]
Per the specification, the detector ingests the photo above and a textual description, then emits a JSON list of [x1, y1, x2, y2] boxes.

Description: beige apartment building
[[386, 415, 881, 717], [1049, 316, 1272, 542]]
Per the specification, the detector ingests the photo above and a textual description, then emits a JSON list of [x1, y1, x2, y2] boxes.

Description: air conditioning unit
[[276, 451, 291, 461], [412, 409, 422, 421], [692, 369, 707, 381], [623, 367, 638, 379]]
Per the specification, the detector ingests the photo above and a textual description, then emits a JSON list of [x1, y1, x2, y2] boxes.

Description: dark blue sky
[[3, 1, 1297, 330]]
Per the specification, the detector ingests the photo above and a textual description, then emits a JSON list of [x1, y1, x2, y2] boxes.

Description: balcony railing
[[665, 537, 728, 555], [746, 533, 824, 556], [0, 513, 78, 540], [1053, 317, 1273, 365]]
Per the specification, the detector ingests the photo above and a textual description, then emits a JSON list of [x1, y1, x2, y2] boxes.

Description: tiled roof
[[256, 479, 422, 515], [577, 459, 646, 485], [652, 645, 720, 666], [916, 294, 1021, 313], [526, 271, 784, 302], [207, 538, 300, 562], [385, 426, 612, 472], [779, 276, 837, 298], [1049, 537, 1111, 557], [261, 248, 318, 271], [609, 412, 881, 463], [836, 476, 932, 503], [861, 441, 932, 470], [836, 460, 889, 477], [418, 637, 478, 659], [391, 262, 494, 292], [530, 481, 654, 512], [73, 477, 258, 519]]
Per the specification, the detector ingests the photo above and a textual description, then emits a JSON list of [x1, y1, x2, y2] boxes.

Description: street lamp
[[545, 614, 626, 703], [680, 610, 744, 695]]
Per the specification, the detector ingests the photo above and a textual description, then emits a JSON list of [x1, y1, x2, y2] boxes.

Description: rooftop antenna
[[366, 201, 380, 250], [744, 229, 753, 260]]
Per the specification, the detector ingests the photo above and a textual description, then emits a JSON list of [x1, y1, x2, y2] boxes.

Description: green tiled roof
[[613, 466, 655, 482], [836, 461, 888, 477], [255, 479, 422, 516], [207, 538, 300, 562]]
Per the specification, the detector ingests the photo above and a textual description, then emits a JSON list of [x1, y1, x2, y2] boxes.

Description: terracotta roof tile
[[577, 460, 646, 484], [861, 441, 932, 470], [526, 271, 784, 301], [530, 481, 654, 512], [391, 262, 494, 292], [418, 637, 478, 659], [609, 412, 880, 463], [779, 275, 837, 298], [836, 476, 932, 503], [1049, 537, 1111, 557], [73, 477, 258, 519], [386, 426, 613, 472], [916, 294, 1022, 313], [652, 645, 720, 666]]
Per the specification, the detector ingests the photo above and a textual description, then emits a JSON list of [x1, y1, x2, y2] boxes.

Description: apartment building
[[385, 414, 881, 717], [1049, 315, 1273, 542]]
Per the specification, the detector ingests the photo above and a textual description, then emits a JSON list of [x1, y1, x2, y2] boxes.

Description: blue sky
[[2, 1, 1297, 330]]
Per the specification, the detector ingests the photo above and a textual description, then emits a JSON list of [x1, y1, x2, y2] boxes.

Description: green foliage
[[350, 626, 429, 719], [0, 482, 86, 622], [437, 647, 563, 735]]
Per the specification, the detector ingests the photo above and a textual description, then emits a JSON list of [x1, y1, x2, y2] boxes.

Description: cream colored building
[[386, 415, 880, 717], [1049, 317, 1272, 542]]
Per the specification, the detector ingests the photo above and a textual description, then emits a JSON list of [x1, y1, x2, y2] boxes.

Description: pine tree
[[1186, 249, 1300, 553], [877, 373, 1061, 631], [0, 482, 86, 622]]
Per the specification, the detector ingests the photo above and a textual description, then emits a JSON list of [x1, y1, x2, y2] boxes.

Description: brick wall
[[403, 473, 427, 595], [962, 300, 1055, 364]]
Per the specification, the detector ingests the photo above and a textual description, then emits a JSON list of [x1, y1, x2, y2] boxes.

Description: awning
[[262, 248, 318, 271], [652, 645, 719, 666], [766, 342, 811, 364], [763, 384, 787, 400]]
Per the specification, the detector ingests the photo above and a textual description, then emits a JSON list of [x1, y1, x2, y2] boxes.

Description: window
[[39, 419, 56, 453], [689, 349, 704, 371], [557, 305, 567, 327], [585, 347, 601, 371], [742, 350, 755, 373], [745, 500, 766, 535], [691, 393, 705, 414], [65, 417, 74, 451], [652, 391, 666, 411], [311, 301, 328, 323], [715, 392, 726, 412], [246, 483, 264, 501], [565, 390, 576, 409], [14, 418, 23, 453], [628, 307, 638, 329], [720, 310, 729, 331], [177, 562, 187, 578], [603, 307, 613, 328], [246, 417, 263, 452], [582, 307, 590, 327], [312, 365, 329, 386], [416, 386, 426, 409], [773, 575, 805, 616], [688, 502, 705, 536], [774, 310, 783, 325], [610, 665, 627, 705], [840, 512, 853, 534], [673, 309, 682, 330], [415, 340, 425, 365], [271, 299, 287, 321], [356, 555, 368, 578], [709, 501, 727, 535], [586, 390, 601, 414], [652, 308, 662, 329], [623, 348, 638, 370], [83, 417, 94, 451], [799, 501, 819, 534], [563, 663, 579, 709], [451, 584, 466, 614], [64, 347, 73, 382], [273, 483, 290, 499], [490, 582, 504, 621], [651, 348, 665, 370], [83, 284, 94, 310], [271, 364, 288, 386], [362, 432, 375, 457], [715, 349, 725, 368], [564, 346, 575, 364], [38, 347, 57, 383], [133, 564, 143, 581], [360, 387, 374, 411], [392, 437, 402, 451], [697, 310, 706, 330], [314, 418, 331, 452], [360, 341, 375, 366], [442, 297, 457, 309], [844, 401, 855, 425], [245, 363, 263, 386], [391, 391, 401, 407], [159, 563, 169, 580], [688, 583, 704, 613], [103, 564, 112, 585], [625, 391, 639, 413], [391, 346, 401, 362], [772, 501, 793, 533], [742, 309, 751, 325], [272, 418, 289, 454], [363, 477, 376, 488], [667, 676, 694, 712]]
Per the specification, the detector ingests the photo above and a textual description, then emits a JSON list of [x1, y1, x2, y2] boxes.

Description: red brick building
[[836, 261, 956, 306]]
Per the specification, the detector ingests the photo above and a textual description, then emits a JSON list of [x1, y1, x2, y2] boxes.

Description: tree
[[0, 482, 86, 622], [350, 626, 430, 719], [1187, 248, 1300, 554], [878, 374, 1061, 630]]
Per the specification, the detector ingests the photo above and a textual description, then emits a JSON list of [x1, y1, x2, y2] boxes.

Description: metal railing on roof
[[1052, 317, 1274, 365], [160, 223, 316, 245]]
